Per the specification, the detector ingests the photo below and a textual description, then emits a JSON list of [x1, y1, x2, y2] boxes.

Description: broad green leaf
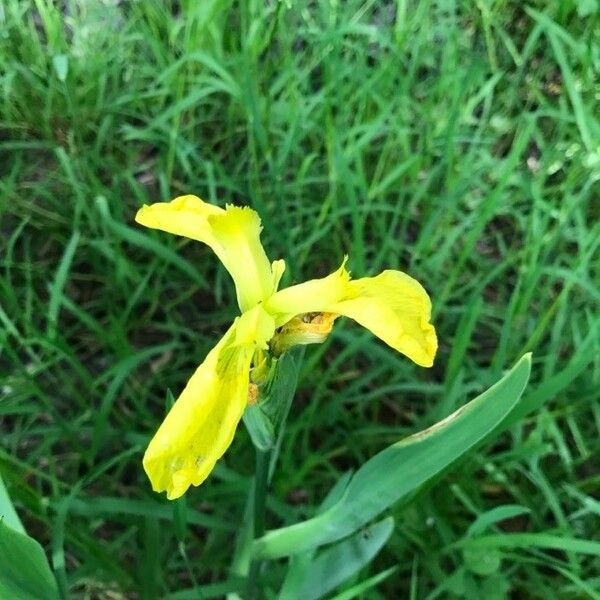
[[0, 474, 25, 534], [278, 470, 355, 599], [243, 403, 275, 451], [279, 517, 394, 600], [255, 354, 532, 559], [261, 349, 302, 435], [319, 471, 353, 512], [0, 521, 59, 600]]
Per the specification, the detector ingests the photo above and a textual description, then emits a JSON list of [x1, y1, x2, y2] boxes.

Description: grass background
[[1, 0, 599, 597]]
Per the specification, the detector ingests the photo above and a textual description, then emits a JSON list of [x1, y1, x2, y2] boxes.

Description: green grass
[[1, 0, 599, 597]]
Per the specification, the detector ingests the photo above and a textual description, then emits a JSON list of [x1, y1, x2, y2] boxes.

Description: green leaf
[[466, 504, 531, 537], [0, 520, 59, 600], [479, 575, 511, 600], [243, 403, 275, 452], [46, 229, 79, 339], [0, 474, 25, 534], [243, 349, 301, 453], [497, 327, 595, 431], [254, 354, 532, 559], [576, 0, 598, 18], [456, 533, 600, 556], [260, 349, 302, 433], [279, 517, 394, 600], [164, 576, 247, 599], [94, 196, 208, 289]]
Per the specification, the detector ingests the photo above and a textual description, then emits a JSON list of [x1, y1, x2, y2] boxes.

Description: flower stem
[[246, 447, 271, 598], [253, 447, 271, 539]]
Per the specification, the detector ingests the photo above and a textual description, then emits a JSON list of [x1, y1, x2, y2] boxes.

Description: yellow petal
[[143, 324, 253, 499], [266, 261, 436, 367], [135, 195, 224, 242], [270, 259, 286, 295], [265, 259, 350, 326], [142, 305, 276, 499], [208, 205, 275, 310], [331, 271, 437, 367], [135, 196, 277, 311], [233, 304, 275, 350]]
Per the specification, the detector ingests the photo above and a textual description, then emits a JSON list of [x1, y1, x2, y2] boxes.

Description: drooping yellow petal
[[143, 306, 275, 499], [142, 326, 250, 499], [135, 196, 277, 311], [266, 262, 436, 367], [330, 271, 437, 368]]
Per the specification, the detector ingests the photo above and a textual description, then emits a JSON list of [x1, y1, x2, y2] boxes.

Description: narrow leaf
[[328, 567, 398, 600], [458, 533, 600, 556], [466, 505, 531, 537], [46, 230, 79, 339]]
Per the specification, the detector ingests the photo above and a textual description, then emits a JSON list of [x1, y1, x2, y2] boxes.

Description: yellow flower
[[136, 195, 437, 499]]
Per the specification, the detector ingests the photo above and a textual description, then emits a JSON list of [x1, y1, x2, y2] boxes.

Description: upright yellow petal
[[208, 205, 275, 311], [135, 196, 277, 311], [266, 262, 436, 367], [270, 259, 286, 295]]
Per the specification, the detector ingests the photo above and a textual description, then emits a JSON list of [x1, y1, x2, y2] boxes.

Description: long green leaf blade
[[0, 521, 59, 600], [278, 517, 394, 600], [255, 354, 532, 559]]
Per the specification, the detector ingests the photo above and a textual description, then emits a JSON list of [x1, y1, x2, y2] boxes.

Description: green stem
[[247, 447, 271, 598], [253, 447, 271, 539]]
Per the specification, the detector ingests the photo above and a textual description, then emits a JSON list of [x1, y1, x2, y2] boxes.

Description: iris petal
[[267, 262, 436, 367], [135, 196, 277, 311], [331, 271, 437, 367], [142, 325, 252, 499], [208, 206, 275, 310], [266, 259, 350, 326], [142, 306, 275, 499]]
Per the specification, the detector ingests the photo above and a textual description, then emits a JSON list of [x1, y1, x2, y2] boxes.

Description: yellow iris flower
[[136, 195, 437, 499]]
